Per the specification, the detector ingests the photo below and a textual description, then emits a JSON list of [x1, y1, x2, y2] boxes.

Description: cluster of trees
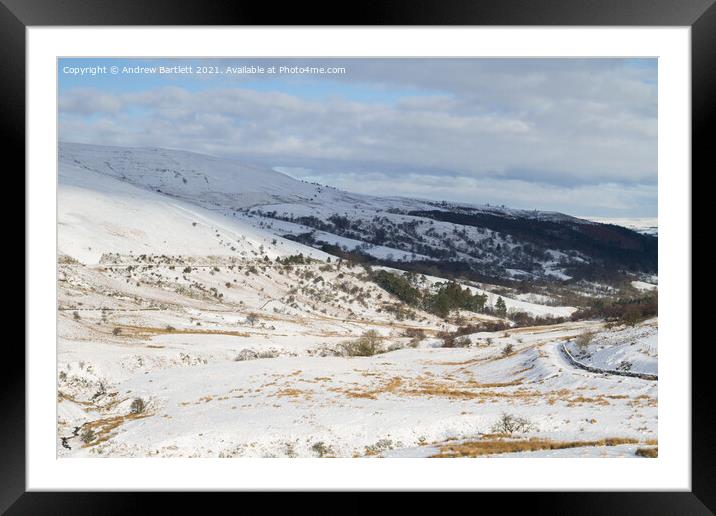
[[276, 253, 310, 265], [266, 202, 658, 290], [428, 282, 488, 318], [572, 292, 657, 325], [508, 311, 566, 327], [369, 270, 488, 319], [371, 270, 421, 306], [272, 211, 511, 265], [408, 209, 657, 275], [371, 269, 575, 328]]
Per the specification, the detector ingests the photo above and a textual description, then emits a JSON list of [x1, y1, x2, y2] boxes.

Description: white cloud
[[58, 58, 657, 216]]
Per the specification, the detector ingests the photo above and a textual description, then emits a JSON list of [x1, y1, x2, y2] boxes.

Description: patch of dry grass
[[628, 395, 658, 407], [566, 395, 611, 406], [275, 388, 312, 399], [112, 325, 251, 338], [465, 379, 524, 388], [329, 374, 551, 402], [80, 411, 151, 447], [431, 357, 488, 366], [402, 384, 480, 399], [57, 391, 95, 407], [180, 394, 216, 406], [333, 377, 403, 399], [635, 446, 658, 458], [431, 437, 641, 458]]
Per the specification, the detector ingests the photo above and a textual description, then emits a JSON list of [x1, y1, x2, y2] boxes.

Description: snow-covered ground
[[59, 160, 330, 264], [564, 318, 658, 376], [632, 280, 658, 292], [57, 252, 657, 458], [384, 442, 653, 458], [56, 143, 658, 458], [58, 292, 658, 457]]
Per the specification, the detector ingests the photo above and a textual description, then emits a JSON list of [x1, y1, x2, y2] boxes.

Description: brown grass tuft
[[112, 325, 251, 338], [431, 437, 641, 458], [635, 446, 658, 458], [275, 388, 311, 399], [337, 377, 403, 399], [80, 411, 151, 447]]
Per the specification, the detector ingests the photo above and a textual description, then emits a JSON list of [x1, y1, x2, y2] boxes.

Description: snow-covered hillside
[[59, 158, 329, 264], [60, 142, 318, 209], [56, 142, 658, 459], [59, 142, 657, 284], [565, 318, 658, 376]]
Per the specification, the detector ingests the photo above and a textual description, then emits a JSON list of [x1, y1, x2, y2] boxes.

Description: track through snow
[[58, 310, 657, 457]]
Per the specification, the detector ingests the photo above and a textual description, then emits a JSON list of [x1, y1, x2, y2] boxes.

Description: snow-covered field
[[58, 297, 658, 458], [57, 143, 658, 458]]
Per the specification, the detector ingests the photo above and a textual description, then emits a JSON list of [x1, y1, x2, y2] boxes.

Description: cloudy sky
[[58, 58, 657, 217]]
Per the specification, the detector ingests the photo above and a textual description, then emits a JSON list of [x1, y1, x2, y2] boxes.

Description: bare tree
[[491, 413, 534, 435]]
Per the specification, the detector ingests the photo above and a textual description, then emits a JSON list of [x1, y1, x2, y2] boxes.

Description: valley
[[57, 143, 658, 458]]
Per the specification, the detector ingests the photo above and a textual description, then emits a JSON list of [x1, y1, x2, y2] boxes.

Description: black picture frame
[[4, 0, 709, 511]]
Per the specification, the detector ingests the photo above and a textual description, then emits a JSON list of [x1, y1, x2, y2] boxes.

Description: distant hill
[[59, 142, 657, 284]]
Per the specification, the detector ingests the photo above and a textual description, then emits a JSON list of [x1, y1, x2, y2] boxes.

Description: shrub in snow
[[491, 413, 534, 435], [341, 330, 382, 357], [80, 428, 95, 444], [403, 327, 425, 339], [443, 335, 471, 348], [575, 331, 595, 350], [311, 441, 335, 458], [454, 336, 471, 348], [616, 360, 633, 372], [234, 349, 258, 361], [364, 439, 394, 456], [130, 398, 145, 415]]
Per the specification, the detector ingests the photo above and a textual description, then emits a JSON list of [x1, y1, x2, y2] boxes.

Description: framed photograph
[[7, 0, 709, 510]]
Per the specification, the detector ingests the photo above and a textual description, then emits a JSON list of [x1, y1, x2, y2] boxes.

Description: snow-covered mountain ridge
[[59, 142, 657, 284]]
